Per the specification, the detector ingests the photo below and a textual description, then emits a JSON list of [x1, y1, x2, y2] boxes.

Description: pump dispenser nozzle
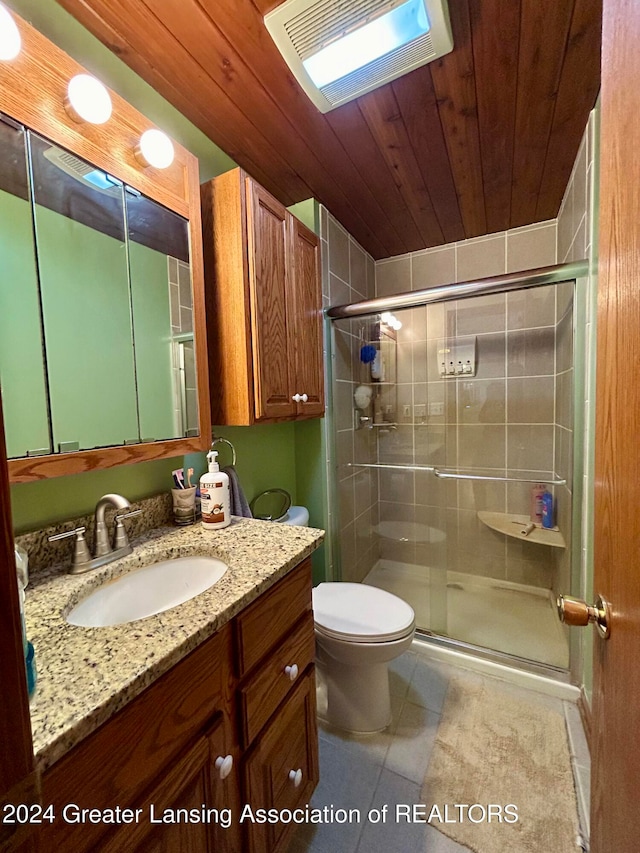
[[207, 450, 220, 472]]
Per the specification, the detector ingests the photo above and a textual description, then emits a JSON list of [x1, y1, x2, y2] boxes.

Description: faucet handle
[[113, 509, 142, 550], [48, 527, 91, 572]]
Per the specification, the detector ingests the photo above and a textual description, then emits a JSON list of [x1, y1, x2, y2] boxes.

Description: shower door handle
[[556, 594, 611, 639]]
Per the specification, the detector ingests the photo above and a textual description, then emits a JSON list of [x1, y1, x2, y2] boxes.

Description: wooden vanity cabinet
[[234, 560, 319, 853], [201, 169, 324, 425], [39, 624, 240, 853], [37, 559, 318, 853]]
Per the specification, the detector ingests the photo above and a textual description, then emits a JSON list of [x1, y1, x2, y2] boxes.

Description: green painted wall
[[185, 423, 298, 507], [0, 190, 50, 458], [294, 418, 327, 583]]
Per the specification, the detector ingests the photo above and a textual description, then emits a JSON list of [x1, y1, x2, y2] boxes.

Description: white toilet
[[312, 582, 415, 733]]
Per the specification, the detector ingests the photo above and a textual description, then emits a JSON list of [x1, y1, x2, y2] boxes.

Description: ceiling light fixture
[[0, 4, 21, 61], [65, 74, 113, 124], [135, 129, 174, 169]]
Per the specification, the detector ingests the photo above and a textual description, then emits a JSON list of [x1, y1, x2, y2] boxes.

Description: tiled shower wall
[[377, 284, 569, 588], [319, 208, 379, 583]]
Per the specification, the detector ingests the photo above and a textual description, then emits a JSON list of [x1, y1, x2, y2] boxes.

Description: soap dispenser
[[200, 450, 231, 530]]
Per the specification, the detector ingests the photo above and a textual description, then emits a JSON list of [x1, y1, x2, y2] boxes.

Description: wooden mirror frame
[[2, 11, 211, 483]]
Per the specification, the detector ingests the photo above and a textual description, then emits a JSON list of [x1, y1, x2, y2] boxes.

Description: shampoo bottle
[[200, 451, 231, 530], [541, 490, 554, 529]]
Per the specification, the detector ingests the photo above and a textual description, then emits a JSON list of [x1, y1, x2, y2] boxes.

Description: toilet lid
[[312, 583, 415, 643]]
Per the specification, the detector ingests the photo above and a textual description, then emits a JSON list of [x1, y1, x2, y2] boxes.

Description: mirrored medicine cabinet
[[0, 17, 211, 483]]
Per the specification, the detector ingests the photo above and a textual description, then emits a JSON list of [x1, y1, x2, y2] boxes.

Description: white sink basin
[[66, 556, 227, 627]]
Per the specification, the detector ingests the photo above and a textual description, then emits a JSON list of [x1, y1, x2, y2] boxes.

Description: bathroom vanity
[[25, 519, 323, 853]]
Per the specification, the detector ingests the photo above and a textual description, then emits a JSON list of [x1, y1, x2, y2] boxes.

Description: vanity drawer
[[243, 670, 319, 853], [234, 558, 312, 676], [238, 611, 315, 746]]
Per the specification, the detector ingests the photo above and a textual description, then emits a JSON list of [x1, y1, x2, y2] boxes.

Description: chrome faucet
[[49, 493, 142, 574]]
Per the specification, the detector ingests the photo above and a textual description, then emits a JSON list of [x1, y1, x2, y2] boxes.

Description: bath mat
[[421, 678, 581, 853]]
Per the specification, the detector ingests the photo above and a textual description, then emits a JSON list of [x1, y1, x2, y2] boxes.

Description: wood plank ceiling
[[58, 0, 601, 260]]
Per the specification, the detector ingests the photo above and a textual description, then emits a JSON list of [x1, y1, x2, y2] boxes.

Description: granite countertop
[[25, 517, 324, 772]]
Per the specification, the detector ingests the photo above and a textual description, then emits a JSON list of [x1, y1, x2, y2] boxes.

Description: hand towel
[[221, 465, 253, 518]]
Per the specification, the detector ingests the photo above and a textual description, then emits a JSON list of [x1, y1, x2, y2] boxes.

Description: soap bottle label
[[201, 486, 227, 525]]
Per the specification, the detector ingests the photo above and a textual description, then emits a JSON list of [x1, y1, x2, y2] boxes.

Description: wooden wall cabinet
[[201, 169, 324, 425], [37, 560, 317, 853]]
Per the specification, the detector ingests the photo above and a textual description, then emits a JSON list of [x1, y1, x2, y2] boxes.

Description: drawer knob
[[301, 393, 308, 403], [284, 664, 299, 681], [292, 393, 302, 403], [288, 768, 303, 788], [214, 754, 233, 780]]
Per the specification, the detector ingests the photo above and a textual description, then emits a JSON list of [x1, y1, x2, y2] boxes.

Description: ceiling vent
[[265, 0, 453, 113]]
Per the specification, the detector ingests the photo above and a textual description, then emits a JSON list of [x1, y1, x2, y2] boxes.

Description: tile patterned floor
[[287, 649, 590, 853]]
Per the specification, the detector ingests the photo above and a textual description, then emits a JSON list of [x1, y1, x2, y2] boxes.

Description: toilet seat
[[313, 582, 415, 644]]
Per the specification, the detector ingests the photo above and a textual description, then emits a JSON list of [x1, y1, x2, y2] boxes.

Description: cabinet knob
[[214, 754, 233, 780], [292, 393, 302, 403], [301, 393, 308, 403], [288, 768, 303, 788], [284, 664, 299, 681]]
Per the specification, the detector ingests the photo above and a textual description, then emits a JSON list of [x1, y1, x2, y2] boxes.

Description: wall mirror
[[0, 12, 210, 482]]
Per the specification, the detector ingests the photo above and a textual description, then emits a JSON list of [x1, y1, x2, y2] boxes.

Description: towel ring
[[211, 435, 237, 466]]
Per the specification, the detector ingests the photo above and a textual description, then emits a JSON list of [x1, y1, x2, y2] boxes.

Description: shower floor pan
[[363, 560, 569, 670]]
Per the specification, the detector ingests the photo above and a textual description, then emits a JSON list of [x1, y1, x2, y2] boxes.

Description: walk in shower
[[328, 264, 584, 674]]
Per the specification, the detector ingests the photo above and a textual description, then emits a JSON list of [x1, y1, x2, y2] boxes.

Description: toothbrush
[[187, 467, 194, 488], [172, 468, 185, 489]]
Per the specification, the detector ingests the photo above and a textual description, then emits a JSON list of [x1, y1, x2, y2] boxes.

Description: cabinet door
[[243, 670, 319, 853], [289, 217, 324, 417], [100, 716, 240, 853], [246, 179, 296, 420]]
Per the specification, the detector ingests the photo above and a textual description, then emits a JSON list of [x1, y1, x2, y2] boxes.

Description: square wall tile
[[507, 284, 556, 330], [376, 256, 411, 296], [507, 327, 555, 376], [329, 271, 351, 306], [366, 253, 376, 299], [507, 376, 555, 424], [456, 292, 506, 335], [456, 232, 506, 282], [557, 180, 574, 263], [457, 378, 506, 424], [350, 240, 367, 296], [507, 424, 555, 472], [411, 246, 456, 289], [506, 223, 557, 273], [457, 424, 506, 469], [328, 216, 350, 281], [475, 332, 506, 379]]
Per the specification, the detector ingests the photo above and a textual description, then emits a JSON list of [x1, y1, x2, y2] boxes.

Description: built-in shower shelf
[[477, 512, 566, 549]]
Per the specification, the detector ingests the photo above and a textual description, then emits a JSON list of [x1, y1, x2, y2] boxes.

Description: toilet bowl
[[312, 582, 415, 733]]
